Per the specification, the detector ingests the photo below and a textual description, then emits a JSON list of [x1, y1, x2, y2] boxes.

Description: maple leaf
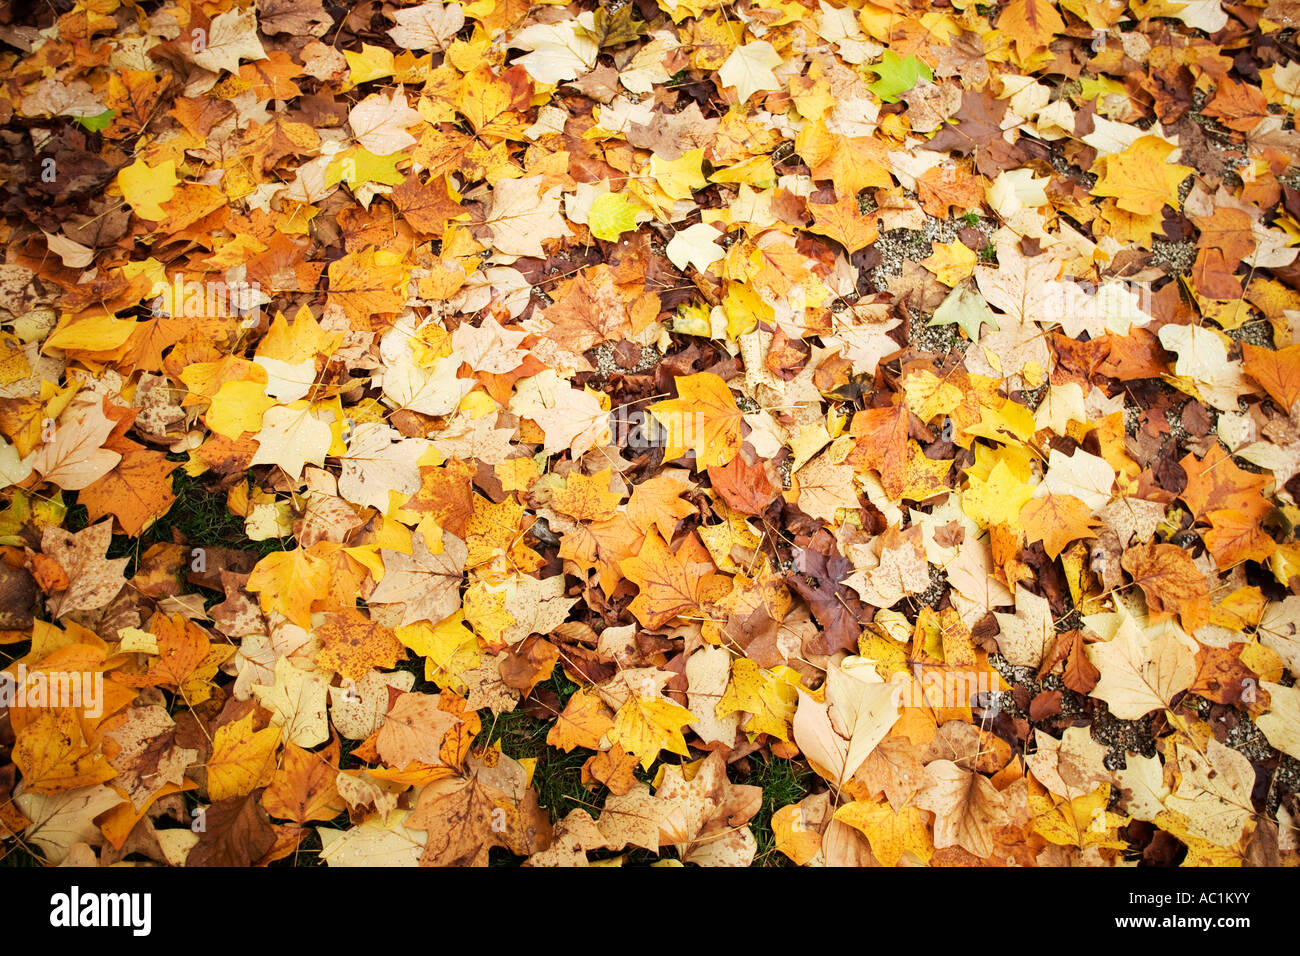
[[1085, 616, 1195, 719], [648, 372, 744, 470], [1121, 541, 1211, 633], [915, 759, 1009, 859], [792, 659, 901, 787], [1242, 342, 1300, 414], [854, 736, 926, 810], [923, 90, 1020, 177], [717, 658, 801, 741], [550, 468, 623, 521], [1019, 494, 1099, 560], [317, 811, 427, 866], [406, 774, 506, 866], [797, 121, 894, 196], [189, 8, 267, 75], [930, 282, 998, 340], [618, 529, 716, 629], [1158, 324, 1257, 412], [391, 173, 466, 236], [1090, 136, 1194, 217], [1164, 737, 1256, 846], [12, 708, 118, 794], [207, 713, 280, 802], [654, 752, 761, 865], [186, 793, 277, 867], [997, 0, 1065, 65], [252, 657, 330, 748], [1039, 447, 1115, 511], [1189, 643, 1260, 706], [248, 403, 332, 478], [116, 158, 177, 221], [258, 0, 332, 37], [375, 692, 461, 769], [1203, 508, 1277, 568], [962, 459, 1037, 528], [328, 250, 409, 326], [31, 401, 121, 491], [262, 738, 347, 825], [12, 785, 122, 864], [104, 704, 198, 811], [587, 192, 642, 241], [834, 800, 933, 866], [718, 41, 784, 103], [246, 546, 333, 630], [38, 521, 129, 619], [117, 613, 211, 690], [792, 450, 861, 522], [511, 18, 599, 84], [806, 194, 879, 253], [484, 176, 570, 258], [994, 589, 1056, 669], [771, 802, 823, 865], [921, 240, 977, 287], [608, 695, 694, 770], [387, 2, 465, 51], [867, 51, 933, 102], [315, 607, 407, 682], [546, 688, 615, 752], [368, 530, 467, 627], [847, 401, 909, 499], [337, 423, 431, 513], [845, 524, 930, 608], [78, 434, 178, 536], [524, 267, 632, 356], [348, 89, 422, 155], [665, 222, 725, 273]]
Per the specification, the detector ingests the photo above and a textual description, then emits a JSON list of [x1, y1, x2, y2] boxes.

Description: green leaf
[[75, 109, 116, 133], [587, 191, 640, 242], [930, 282, 998, 340], [867, 51, 932, 103]]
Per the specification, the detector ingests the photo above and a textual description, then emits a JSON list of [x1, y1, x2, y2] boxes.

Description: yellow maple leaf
[[207, 712, 280, 801], [550, 469, 623, 522], [900, 441, 954, 502], [1028, 779, 1128, 850], [834, 799, 934, 866], [315, 607, 407, 682], [962, 458, 1037, 527], [396, 613, 481, 690], [772, 803, 821, 865], [608, 696, 693, 770], [717, 658, 801, 741], [651, 149, 709, 201], [343, 43, 395, 87], [116, 158, 177, 221], [648, 372, 744, 470], [1091, 136, 1194, 217], [11, 708, 117, 794], [997, 0, 1065, 68], [246, 545, 333, 629], [205, 379, 275, 440], [546, 688, 615, 752], [920, 240, 976, 287], [806, 194, 879, 254]]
